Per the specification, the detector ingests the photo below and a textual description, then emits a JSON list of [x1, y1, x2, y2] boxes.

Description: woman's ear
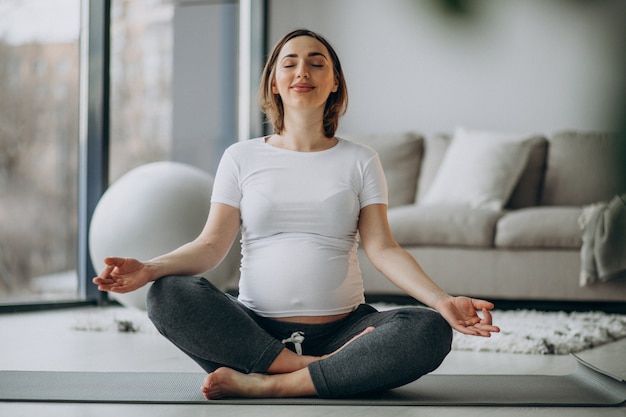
[[272, 80, 279, 95]]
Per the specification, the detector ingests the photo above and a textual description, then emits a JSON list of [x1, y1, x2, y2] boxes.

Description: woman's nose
[[296, 62, 309, 78]]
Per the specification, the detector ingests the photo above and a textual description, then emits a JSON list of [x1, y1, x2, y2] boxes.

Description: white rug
[[450, 309, 626, 355], [373, 304, 626, 355], [72, 306, 626, 355]]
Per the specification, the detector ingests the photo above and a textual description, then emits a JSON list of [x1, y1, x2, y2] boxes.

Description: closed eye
[[279, 52, 329, 69]]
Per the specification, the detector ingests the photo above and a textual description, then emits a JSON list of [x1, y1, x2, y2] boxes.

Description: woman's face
[[272, 36, 338, 113]]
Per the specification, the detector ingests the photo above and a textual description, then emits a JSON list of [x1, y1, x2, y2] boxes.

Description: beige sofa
[[347, 129, 626, 303], [93, 129, 625, 311]]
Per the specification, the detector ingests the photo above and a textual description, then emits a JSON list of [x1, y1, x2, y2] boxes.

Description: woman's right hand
[[92, 257, 153, 293]]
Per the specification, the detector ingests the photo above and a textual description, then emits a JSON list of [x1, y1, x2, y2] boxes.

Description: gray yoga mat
[[1, 356, 624, 406]]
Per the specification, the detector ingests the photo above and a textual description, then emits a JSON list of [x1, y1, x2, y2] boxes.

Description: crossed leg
[[147, 277, 451, 400], [202, 327, 375, 399]]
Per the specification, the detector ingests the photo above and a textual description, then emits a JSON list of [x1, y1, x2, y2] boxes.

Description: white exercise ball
[[89, 161, 215, 310]]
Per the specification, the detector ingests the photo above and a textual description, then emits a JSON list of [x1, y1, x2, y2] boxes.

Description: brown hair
[[258, 29, 348, 138]]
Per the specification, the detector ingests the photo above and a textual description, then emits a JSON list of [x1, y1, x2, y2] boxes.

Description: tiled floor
[[0, 306, 624, 417]]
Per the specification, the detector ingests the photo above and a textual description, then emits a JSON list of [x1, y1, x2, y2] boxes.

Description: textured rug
[[373, 305, 626, 355], [72, 306, 626, 355], [450, 309, 626, 355]]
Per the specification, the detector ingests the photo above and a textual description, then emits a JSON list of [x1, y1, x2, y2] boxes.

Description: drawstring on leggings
[[281, 331, 305, 355]]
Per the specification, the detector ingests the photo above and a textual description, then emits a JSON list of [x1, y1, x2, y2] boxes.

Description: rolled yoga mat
[[0, 355, 624, 406]]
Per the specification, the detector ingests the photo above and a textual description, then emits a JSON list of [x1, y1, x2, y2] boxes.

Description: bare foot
[[202, 368, 270, 399], [201, 367, 315, 399]]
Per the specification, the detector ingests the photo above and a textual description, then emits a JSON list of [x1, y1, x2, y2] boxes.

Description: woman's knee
[[414, 308, 451, 344], [395, 308, 452, 365], [146, 276, 210, 325], [147, 276, 178, 311], [415, 308, 452, 367], [146, 276, 177, 325], [424, 308, 452, 340]]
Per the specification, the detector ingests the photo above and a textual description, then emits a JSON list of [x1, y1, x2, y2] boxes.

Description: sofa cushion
[[417, 133, 548, 209], [388, 205, 504, 247], [495, 207, 583, 249], [541, 131, 624, 206], [506, 136, 548, 209], [419, 127, 537, 210], [342, 132, 423, 207], [416, 134, 450, 203]]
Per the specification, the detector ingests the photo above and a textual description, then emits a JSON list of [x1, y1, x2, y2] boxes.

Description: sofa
[[91, 128, 626, 311], [344, 128, 626, 303]]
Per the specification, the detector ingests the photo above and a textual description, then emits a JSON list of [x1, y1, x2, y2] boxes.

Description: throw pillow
[[420, 127, 535, 211], [340, 132, 423, 207]]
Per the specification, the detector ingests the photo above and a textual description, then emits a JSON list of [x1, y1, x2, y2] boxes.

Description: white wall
[[267, 0, 625, 137]]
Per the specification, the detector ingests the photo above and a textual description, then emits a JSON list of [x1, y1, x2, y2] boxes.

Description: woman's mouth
[[291, 83, 315, 93]]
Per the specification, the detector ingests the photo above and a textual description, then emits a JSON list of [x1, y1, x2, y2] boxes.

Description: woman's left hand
[[435, 296, 501, 337]]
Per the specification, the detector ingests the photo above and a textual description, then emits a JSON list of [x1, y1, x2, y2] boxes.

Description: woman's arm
[[358, 204, 500, 337], [93, 202, 241, 293], [145, 202, 241, 278], [357, 204, 449, 307]]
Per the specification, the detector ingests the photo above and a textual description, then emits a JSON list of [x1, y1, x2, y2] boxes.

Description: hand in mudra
[[92, 257, 151, 293], [436, 296, 501, 337]]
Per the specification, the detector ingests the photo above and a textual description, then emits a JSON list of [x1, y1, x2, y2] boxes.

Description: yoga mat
[[1, 356, 624, 406]]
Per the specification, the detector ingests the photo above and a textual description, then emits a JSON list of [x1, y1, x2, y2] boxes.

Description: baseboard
[[364, 293, 626, 314]]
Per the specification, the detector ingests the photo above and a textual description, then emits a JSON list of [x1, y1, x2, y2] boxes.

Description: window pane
[[109, 0, 174, 182], [109, 0, 239, 183], [0, 0, 81, 303]]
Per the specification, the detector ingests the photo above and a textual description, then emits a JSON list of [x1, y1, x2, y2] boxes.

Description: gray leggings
[[146, 276, 452, 398]]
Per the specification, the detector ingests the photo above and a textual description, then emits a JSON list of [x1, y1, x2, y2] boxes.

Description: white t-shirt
[[211, 137, 388, 317]]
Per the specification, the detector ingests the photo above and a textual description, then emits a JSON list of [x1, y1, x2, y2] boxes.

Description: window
[[108, 0, 241, 182], [0, 0, 81, 303], [1, 0, 263, 307], [108, 0, 173, 183]]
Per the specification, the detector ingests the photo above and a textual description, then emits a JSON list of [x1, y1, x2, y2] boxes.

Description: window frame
[[77, 0, 110, 305], [0, 0, 109, 313], [1, 0, 267, 312]]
